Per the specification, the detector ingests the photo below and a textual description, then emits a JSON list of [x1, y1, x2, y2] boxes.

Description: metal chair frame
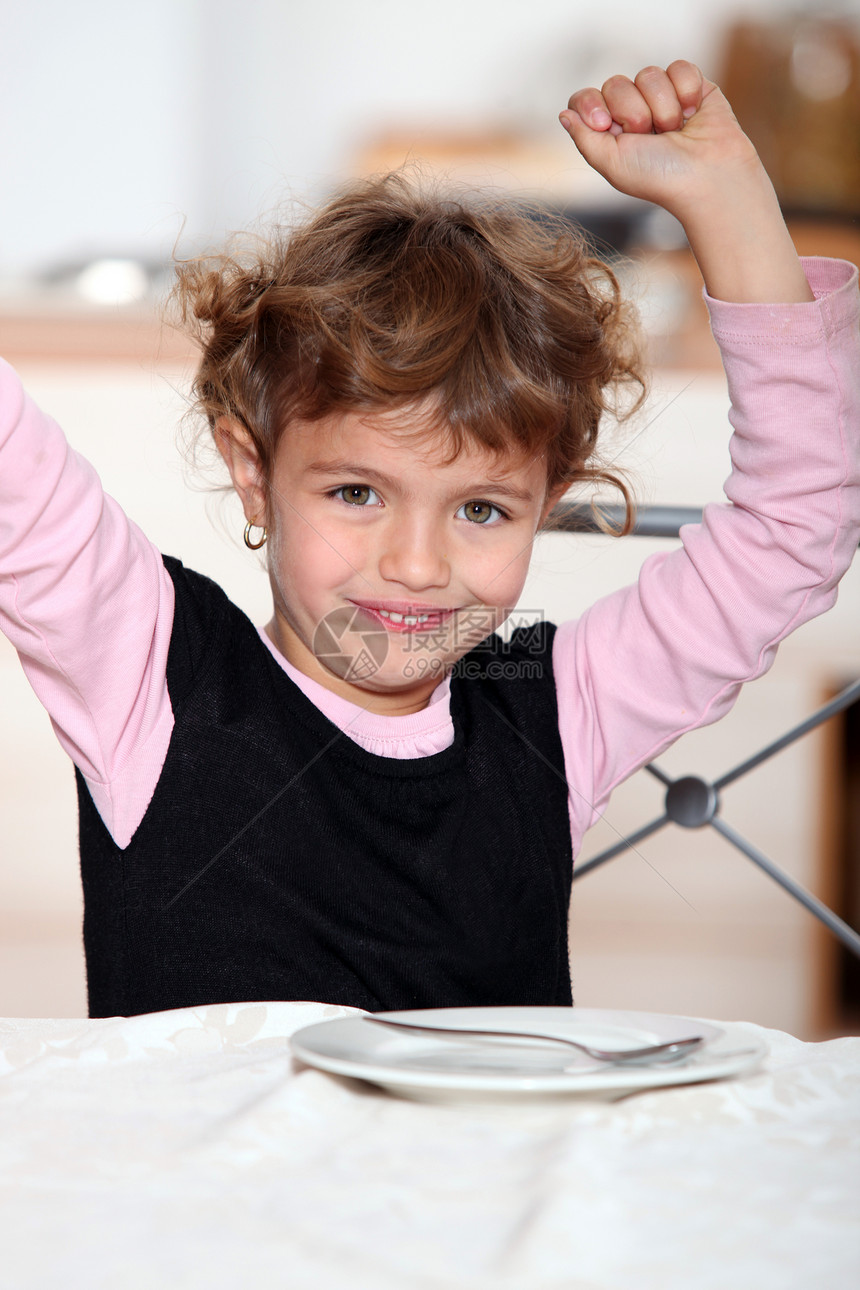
[[552, 502, 860, 960]]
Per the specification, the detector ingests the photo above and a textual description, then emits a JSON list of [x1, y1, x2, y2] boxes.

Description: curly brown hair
[[172, 173, 645, 530]]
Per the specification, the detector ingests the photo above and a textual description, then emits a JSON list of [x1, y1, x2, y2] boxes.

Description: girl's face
[[222, 404, 564, 715]]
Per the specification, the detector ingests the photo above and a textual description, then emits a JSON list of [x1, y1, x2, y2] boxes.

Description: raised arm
[[0, 363, 175, 846], [554, 63, 860, 846]]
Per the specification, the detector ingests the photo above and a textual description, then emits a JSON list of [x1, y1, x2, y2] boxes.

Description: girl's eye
[[457, 500, 505, 525], [335, 485, 380, 507]]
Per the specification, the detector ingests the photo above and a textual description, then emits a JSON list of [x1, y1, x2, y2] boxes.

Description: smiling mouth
[[352, 604, 455, 633], [366, 608, 452, 633]]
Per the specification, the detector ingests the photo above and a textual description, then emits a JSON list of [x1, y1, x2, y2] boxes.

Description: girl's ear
[[215, 417, 267, 523], [540, 482, 569, 527]]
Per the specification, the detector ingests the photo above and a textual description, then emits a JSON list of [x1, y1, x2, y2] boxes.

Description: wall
[[1, 0, 808, 273]]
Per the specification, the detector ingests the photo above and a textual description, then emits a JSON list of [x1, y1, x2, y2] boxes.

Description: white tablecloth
[[1, 1002, 858, 1289]]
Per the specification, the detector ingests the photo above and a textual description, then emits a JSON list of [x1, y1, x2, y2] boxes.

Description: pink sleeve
[[553, 258, 860, 854], [0, 360, 175, 847]]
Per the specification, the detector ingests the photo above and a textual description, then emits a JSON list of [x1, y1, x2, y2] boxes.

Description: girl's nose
[[377, 520, 451, 591]]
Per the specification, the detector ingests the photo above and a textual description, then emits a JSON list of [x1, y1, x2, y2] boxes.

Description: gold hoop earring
[[243, 520, 268, 550]]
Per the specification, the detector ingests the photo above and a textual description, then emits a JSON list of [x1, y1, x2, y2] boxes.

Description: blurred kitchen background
[[1, 0, 858, 1035]]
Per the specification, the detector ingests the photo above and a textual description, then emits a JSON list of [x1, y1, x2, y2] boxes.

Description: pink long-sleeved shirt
[[1, 258, 859, 855]]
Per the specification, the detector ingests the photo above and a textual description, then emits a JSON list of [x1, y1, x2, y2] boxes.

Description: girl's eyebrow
[[305, 460, 390, 480], [304, 459, 537, 504]]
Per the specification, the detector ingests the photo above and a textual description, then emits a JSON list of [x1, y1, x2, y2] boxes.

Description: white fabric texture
[[1, 1002, 857, 1289]]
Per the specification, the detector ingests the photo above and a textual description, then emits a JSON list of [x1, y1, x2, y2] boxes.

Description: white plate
[[290, 1006, 766, 1102]]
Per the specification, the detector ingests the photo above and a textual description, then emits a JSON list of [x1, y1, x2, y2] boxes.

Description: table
[[2, 1002, 858, 1289]]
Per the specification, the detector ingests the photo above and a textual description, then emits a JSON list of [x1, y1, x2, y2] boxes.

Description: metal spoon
[[366, 1016, 704, 1065]]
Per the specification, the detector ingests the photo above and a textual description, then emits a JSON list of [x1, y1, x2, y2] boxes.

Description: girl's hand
[[559, 61, 759, 222], [560, 60, 814, 304]]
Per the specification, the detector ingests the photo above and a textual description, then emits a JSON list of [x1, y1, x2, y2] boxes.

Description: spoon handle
[[366, 1016, 704, 1064]]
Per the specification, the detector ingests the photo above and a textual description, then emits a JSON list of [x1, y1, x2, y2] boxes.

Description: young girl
[[2, 63, 858, 1018]]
